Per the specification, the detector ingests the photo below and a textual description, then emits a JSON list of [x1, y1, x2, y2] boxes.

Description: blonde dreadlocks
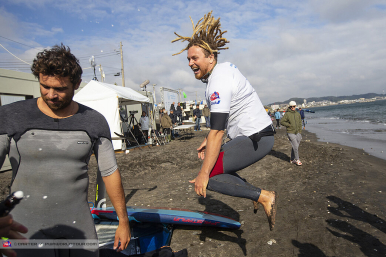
[[172, 11, 229, 56]]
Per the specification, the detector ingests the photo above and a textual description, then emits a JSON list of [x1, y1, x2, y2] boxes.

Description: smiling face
[[187, 46, 215, 80]]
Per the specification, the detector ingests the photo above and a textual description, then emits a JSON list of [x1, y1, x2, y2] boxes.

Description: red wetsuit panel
[[209, 151, 224, 178]]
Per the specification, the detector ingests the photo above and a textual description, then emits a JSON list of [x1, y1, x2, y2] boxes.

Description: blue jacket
[[274, 111, 281, 119]]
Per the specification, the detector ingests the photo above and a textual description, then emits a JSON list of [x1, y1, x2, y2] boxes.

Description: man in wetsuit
[[172, 11, 277, 230], [0, 44, 130, 256]]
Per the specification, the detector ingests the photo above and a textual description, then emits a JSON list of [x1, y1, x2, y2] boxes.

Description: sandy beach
[[1, 128, 386, 256]]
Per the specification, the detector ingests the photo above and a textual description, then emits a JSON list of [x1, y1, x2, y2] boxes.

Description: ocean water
[[303, 99, 386, 160]]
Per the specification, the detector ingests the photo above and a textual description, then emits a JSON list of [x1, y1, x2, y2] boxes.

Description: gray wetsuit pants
[[207, 135, 274, 201], [287, 133, 302, 161]]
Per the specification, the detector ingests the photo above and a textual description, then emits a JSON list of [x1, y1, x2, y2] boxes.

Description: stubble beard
[[42, 93, 73, 111]]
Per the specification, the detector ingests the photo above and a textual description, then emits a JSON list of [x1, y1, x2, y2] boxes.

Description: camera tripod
[[119, 112, 147, 148]]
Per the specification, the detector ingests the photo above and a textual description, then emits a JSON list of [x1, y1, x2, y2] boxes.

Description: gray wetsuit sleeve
[[0, 134, 10, 168], [94, 137, 118, 176]]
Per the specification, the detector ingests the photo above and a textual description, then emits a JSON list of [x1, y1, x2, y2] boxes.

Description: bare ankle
[[258, 190, 274, 204]]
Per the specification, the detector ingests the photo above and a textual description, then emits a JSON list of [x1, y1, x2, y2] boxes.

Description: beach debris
[[43, 196, 47, 199], [267, 239, 277, 245]]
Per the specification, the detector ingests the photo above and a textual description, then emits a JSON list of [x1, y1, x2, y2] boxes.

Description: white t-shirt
[[205, 62, 272, 139], [140, 116, 149, 130]]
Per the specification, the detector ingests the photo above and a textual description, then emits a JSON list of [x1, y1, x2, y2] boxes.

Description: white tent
[[73, 80, 150, 150]]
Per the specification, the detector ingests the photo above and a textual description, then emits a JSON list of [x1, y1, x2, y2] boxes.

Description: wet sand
[[1, 128, 386, 256]]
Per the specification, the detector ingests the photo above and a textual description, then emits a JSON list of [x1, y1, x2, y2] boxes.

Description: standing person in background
[[140, 111, 149, 144], [193, 104, 202, 131], [161, 109, 173, 141], [274, 109, 281, 129], [281, 101, 303, 166], [169, 109, 177, 139], [176, 102, 183, 123], [203, 104, 210, 128], [170, 102, 176, 113], [189, 104, 194, 119], [299, 107, 305, 129], [169, 109, 177, 125]]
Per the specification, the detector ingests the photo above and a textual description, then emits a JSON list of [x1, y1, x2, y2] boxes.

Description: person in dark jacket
[[298, 107, 305, 129], [193, 104, 201, 131], [176, 102, 183, 123], [170, 102, 176, 113], [281, 101, 303, 166], [169, 110, 177, 124]]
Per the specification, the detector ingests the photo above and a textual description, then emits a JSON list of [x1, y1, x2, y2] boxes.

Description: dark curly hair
[[31, 43, 82, 85]]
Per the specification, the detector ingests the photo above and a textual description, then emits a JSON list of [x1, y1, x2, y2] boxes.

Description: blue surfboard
[[91, 206, 241, 229]]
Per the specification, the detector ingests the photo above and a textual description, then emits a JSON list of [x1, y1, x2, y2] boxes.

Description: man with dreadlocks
[[172, 11, 277, 230]]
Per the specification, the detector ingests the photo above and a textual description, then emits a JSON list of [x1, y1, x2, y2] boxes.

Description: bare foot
[[259, 190, 278, 231]]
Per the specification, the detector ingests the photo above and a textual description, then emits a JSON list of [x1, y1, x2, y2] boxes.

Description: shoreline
[[305, 118, 386, 161], [1, 128, 386, 256]]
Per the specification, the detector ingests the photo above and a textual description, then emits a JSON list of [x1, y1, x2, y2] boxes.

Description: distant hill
[[269, 93, 384, 105]]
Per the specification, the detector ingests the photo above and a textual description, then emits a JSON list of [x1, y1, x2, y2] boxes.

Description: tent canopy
[[74, 80, 149, 104], [73, 80, 150, 150]]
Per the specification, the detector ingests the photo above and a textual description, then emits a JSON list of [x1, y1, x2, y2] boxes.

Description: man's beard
[[42, 93, 73, 111]]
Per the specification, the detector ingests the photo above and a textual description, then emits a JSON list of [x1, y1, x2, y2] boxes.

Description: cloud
[[1, 0, 386, 104], [310, 0, 385, 23]]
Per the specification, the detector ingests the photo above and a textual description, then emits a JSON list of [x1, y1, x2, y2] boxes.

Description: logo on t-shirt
[[210, 92, 221, 105], [2, 241, 11, 247]]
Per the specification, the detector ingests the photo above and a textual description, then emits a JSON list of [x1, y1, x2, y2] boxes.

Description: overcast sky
[[1, 0, 385, 104]]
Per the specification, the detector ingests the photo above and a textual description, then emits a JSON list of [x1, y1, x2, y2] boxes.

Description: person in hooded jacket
[[281, 101, 303, 166], [161, 110, 173, 141]]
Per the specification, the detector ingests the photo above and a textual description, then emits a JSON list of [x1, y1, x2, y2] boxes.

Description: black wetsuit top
[[0, 98, 118, 256]]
